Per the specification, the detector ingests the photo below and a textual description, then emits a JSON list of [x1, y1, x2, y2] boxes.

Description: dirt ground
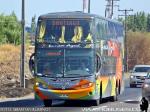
[[0, 75, 33, 99], [0, 45, 34, 99]]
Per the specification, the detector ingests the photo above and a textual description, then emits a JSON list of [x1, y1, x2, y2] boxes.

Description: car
[[142, 72, 150, 101], [129, 65, 150, 87]]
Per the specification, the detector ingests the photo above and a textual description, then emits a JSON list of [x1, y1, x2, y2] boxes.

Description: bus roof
[[38, 11, 122, 25]]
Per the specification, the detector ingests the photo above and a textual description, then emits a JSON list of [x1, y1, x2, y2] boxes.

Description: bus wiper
[[43, 73, 63, 77], [65, 73, 80, 75], [65, 73, 92, 76], [56, 74, 63, 77], [43, 73, 54, 77]]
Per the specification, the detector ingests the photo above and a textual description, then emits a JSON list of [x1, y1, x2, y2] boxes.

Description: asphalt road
[[0, 77, 149, 112]]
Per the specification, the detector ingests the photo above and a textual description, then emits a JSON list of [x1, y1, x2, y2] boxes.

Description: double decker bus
[[29, 11, 124, 106]]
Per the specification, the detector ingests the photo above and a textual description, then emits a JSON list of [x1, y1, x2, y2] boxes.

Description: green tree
[[140, 12, 147, 31], [125, 12, 148, 32], [31, 15, 36, 34], [126, 15, 135, 31], [0, 12, 21, 45], [0, 14, 6, 43], [147, 14, 150, 32]]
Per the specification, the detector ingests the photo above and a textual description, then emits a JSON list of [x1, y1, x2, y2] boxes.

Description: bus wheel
[[43, 100, 52, 107], [91, 100, 99, 106]]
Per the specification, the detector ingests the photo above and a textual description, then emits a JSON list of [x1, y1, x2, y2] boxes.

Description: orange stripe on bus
[[35, 89, 48, 100]]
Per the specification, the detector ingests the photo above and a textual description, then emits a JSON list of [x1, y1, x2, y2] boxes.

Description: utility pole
[[111, 0, 119, 18], [105, 0, 119, 19], [83, 0, 86, 13], [88, 0, 90, 13], [118, 9, 133, 72], [20, 0, 25, 88], [83, 0, 90, 13]]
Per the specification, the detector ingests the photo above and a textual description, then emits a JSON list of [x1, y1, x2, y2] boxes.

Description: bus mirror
[[29, 53, 35, 76]]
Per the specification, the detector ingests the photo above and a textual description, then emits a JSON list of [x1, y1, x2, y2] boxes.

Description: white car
[[130, 65, 150, 87]]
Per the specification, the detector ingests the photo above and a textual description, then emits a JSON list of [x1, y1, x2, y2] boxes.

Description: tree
[[147, 14, 150, 32], [140, 12, 147, 31], [31, 15, 36, 34], [126, 15, 135, 31], [127, 32, 150, 69], [122, 12, 149, 32], [0, 12, 21, 45]]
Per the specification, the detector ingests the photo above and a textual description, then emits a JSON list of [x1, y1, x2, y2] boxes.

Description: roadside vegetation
[[127, 32, 150, 70], [0, 44, 34, 99], [120, 12, 150, 70], [0, 12, 21, 45], [0, 12, 34, 98]]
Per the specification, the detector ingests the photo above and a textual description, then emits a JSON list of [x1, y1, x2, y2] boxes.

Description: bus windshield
[[65, 56, 93, 77], [36, 49, 94, 77], [64, 49, 94, 77], [37, 19, 92, 43]]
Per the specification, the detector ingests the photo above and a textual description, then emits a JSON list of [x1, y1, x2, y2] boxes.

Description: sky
[[0, 0, 150, 26]]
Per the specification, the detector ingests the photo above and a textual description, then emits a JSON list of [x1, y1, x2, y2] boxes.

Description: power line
[[118, 8, 133, 72]]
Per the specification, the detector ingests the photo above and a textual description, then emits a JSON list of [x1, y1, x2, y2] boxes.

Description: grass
[[0, 44, 34, 78], [0, 44, 20, 62]]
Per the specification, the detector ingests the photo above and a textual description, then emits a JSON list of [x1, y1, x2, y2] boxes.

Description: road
[[0, 77, 149, 112]]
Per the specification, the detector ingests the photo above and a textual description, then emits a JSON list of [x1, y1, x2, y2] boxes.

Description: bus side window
[[96, 55, 101, 73]]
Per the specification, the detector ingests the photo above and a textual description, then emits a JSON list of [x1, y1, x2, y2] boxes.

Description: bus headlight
[[35, 82, 48, 89], [36, 82, 39, 86]]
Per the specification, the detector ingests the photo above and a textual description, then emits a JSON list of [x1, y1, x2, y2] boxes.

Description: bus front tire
[[43, 100, 52, 107], [94, 100, 100, 106], [90, 82, 102, 106]]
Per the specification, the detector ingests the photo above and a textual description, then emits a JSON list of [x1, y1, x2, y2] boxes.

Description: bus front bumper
[[34, 85, 99, 100]]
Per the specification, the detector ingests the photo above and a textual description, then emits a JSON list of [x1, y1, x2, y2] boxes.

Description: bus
[[29, 11, 124, 106]]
